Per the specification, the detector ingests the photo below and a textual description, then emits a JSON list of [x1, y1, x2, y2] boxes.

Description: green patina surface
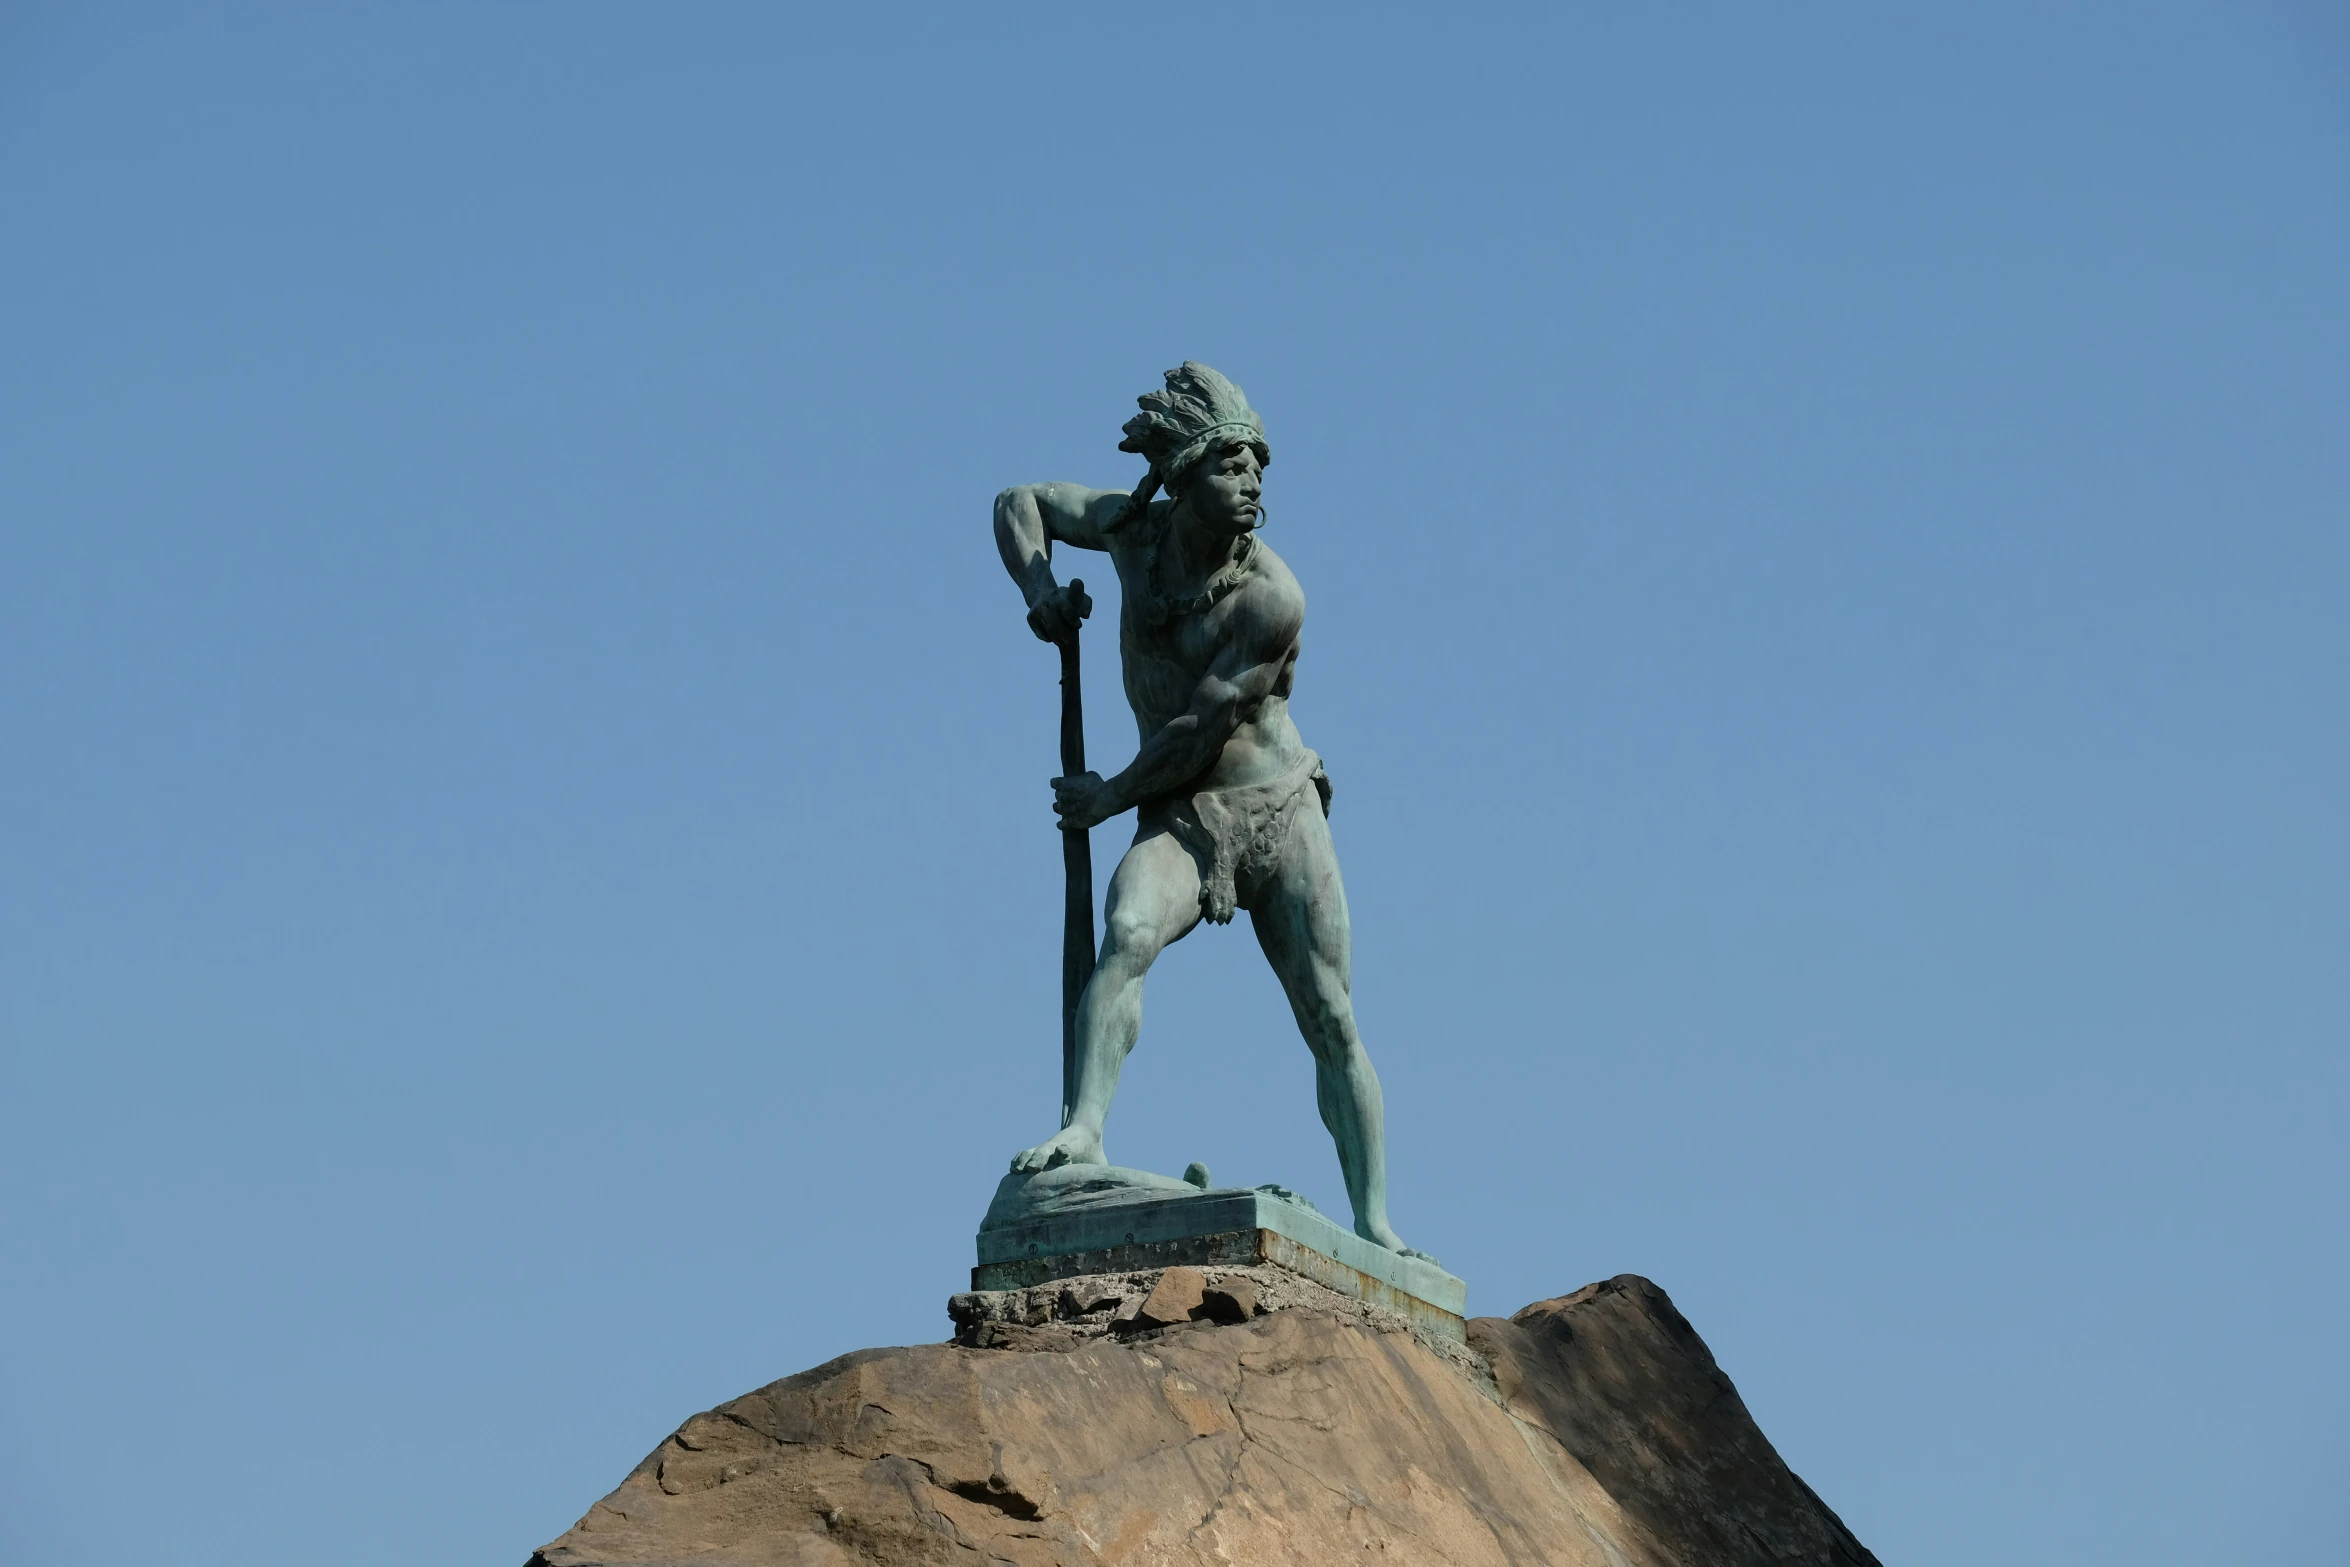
[[976, 1171, 1466, 1335], [991, 364, 1424, 1259]]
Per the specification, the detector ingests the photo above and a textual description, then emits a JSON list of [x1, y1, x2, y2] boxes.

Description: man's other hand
[[1051, 771, 1116, 830], [1025, 578, 1093, 645]]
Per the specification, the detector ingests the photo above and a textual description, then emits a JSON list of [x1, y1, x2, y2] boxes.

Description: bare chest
[[1103, 533, 1228, 698], [1115, 595, 1233, 717]]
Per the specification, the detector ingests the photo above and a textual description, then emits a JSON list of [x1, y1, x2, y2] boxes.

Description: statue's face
[[1181, 443, 1263, 534]]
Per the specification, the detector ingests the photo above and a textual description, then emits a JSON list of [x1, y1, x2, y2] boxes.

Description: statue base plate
[[974, 1165, 1467, 1342]]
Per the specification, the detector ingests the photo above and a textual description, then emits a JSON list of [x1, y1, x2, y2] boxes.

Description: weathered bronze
[[994, 363, 1418, 1256]]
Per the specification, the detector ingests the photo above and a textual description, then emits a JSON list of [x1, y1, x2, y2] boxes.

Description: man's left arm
[[1054, 592, 1301, 828]]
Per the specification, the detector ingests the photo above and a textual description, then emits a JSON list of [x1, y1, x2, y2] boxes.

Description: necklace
[[1137, 525, 1257, 626]]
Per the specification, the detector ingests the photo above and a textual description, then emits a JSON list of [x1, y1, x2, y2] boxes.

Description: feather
[[1116, 361, 1271, 481]]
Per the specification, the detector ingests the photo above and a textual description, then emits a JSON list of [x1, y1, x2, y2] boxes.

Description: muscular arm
[[1074, 579, 1304, 822], [993, 482, 1132, 616]]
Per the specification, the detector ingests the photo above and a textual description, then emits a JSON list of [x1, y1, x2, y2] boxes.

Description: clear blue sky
[[3, 5, 2343, 1564]]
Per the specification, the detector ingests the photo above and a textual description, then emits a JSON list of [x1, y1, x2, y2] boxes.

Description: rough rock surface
[[530, 1272, 1876, 1567], [1472, 1277, 1882, 1567], [944, 1263, 1491, 1389]]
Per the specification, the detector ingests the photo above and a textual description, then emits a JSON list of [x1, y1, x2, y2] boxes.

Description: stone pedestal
[[975, 1164, 1467, 1342]]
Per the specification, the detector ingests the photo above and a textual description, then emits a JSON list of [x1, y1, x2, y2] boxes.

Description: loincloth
[[1155, 749, 1332, 925]]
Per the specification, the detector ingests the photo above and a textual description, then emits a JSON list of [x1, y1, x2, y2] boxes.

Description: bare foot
[[1010, 1124, 1107, 1174], [1365, 1225, 1444, 1266]]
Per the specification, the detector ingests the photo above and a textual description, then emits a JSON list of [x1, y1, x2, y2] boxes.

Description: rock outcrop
[[1471, 1277, 1881, 1567], [530, 1272, 1878, 1566]]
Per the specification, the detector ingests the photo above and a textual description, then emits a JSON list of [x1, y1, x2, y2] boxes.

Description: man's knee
[[1101, 904, 1156, 957], [1102, 899, 1186, 969]]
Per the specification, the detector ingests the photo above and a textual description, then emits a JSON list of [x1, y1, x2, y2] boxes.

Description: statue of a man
[[993, 363, 1414, 1255]]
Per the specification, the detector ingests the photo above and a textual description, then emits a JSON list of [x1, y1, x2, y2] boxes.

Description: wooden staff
[[1053, 578, 1096, 1127]]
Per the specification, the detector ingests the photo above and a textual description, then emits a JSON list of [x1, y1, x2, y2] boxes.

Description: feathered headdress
[[1117, 362, 1270, 499]]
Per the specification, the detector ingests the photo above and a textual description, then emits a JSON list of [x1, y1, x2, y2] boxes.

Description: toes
[[1010, 1137, 1069, 1175]]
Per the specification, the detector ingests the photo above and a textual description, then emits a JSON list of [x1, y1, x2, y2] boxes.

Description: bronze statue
[[993, 363, 1417, 1255]]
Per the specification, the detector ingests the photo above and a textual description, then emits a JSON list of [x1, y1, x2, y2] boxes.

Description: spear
[[1051, 579, 1096, 1127]]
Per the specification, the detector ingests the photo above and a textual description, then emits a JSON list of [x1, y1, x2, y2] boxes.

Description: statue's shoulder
[[1245, 536, 1301, 595], [1105, 494, 1177, 537], [1234, 538, 1305, 632], [1099, 495, 1174, 564]]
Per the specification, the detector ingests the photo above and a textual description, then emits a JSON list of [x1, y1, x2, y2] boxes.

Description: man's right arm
[[994, 483, 1129, 643]]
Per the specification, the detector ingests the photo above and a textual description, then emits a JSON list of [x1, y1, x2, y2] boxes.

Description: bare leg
[[1012, 824, 1203, 1172], [1248, 803, 1410, 1251]]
